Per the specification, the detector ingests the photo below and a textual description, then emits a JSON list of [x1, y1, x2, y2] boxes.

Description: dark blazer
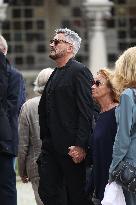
[[0, 52, 12, 154], [0, 56, 26, 156], [6, 60, 26, 156], [39, 58, 94, 155]]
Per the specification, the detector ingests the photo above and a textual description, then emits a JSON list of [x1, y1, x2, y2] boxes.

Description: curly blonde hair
[[97, 68, 119, 103], [112, 47, 136, 95]]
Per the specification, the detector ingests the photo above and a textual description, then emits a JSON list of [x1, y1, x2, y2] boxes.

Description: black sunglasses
[[50, 39, 70, 46], [93, 80, 105, 87]]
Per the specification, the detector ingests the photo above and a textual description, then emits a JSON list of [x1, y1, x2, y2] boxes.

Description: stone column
[[83, 0, 113, 75], [0, 0, 7, 34]]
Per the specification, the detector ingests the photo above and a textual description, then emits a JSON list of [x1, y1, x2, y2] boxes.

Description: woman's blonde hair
[[112, 46, 136, 95], [97, 68, 119, 103]]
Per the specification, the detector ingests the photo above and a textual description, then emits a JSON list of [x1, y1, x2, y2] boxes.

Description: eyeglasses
[[50, 39, 71, 46], [93, 80, 105, 87]]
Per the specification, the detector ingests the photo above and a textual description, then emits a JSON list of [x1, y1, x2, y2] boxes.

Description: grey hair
[[0, 35, 8, 55], [34, 68, 53, 95], [55, 28, 82, 56]]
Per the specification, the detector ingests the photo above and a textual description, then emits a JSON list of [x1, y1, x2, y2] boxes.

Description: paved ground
[[17, 179, 36, 205]]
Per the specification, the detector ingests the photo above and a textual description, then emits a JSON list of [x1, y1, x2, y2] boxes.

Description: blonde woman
[[109, 47, 136, 205], [90, 68, 119, 205]]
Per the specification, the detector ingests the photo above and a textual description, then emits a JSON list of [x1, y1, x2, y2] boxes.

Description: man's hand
[[21, 175, 29, 183], [68, 146, 86, 164]]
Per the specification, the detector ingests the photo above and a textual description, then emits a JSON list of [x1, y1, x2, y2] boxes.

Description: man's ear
[[67, 45, 73, 53], [0, 47, 7, 55], [3, 47, 7, 55]]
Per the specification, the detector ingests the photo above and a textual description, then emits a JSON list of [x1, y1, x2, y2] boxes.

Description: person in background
[[0, 35, 26, 205], [37, 28, 94, 205], [18, 68, 53, 205], [109, 47, 136, 205], [0, 35, 26, 156], [91, 68, 119, 205]]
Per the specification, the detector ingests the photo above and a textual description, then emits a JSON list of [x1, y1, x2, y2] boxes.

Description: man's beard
[[49, 53, 58, 60], [49, 50, 64, 60], [49, 50, 66, 60]]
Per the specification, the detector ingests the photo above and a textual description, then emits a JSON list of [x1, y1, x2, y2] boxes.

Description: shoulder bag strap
[[130, 89, 136, 135], [132, 89, 136, 104]]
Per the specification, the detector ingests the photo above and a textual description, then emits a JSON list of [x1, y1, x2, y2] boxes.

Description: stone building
[[1, 0, 136, 96]]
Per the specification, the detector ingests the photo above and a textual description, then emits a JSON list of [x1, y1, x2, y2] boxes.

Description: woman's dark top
[[92, 107, 117, 201]]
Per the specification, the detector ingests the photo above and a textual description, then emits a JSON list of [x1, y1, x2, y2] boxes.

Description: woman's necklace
[[100, 102, 118, 113]]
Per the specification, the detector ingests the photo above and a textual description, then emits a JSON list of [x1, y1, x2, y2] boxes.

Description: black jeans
[[85, 166, 95, 205], [0, 153, 17, 205], [38, 151, 90, 205]]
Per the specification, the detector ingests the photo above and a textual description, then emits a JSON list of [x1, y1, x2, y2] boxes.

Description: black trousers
[[38, 150, 90, 205], [0, 153, 17, 205]]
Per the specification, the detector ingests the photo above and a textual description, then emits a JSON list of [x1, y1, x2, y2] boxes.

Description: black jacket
[[0, 52, 12, 154], [6, 59, 26, 156], [0, 55, 26, 156], [39, 58, 94, 155]]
